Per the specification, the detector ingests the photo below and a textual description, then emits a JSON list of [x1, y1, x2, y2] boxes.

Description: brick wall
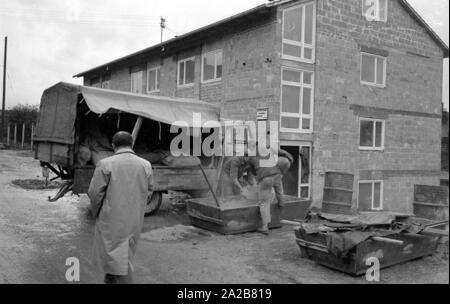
[[310, 0, 444, 212]]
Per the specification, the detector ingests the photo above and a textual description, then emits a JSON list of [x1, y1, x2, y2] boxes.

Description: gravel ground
[[0, 149, 448, 284]]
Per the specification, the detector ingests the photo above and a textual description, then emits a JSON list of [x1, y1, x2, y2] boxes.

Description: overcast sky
[[0, 0, 449, 110]]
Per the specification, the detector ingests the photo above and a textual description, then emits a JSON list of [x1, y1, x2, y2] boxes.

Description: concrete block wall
[[80, 0, 446, 214], [88, 12, 280, 126], [311, 0, 445, 212]]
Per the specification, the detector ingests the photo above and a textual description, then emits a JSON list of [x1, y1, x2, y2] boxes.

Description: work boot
[[257, 228, 270, 236]]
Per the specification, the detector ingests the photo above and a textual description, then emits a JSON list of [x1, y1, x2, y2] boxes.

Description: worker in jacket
[[249, 148, 293, 235], [88, 131, 153, 284], [218, 156, 255, 197]]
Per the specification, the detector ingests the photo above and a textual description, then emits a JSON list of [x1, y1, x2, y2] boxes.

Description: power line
[[0, 6, 160, 20], [0, 14, 161, 28]]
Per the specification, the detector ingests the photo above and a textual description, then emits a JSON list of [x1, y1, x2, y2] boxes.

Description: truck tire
[[145, 191, 163, 217]]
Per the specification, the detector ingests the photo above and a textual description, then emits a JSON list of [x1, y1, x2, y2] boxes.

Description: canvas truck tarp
[[34, 82, 221, 146], [34, 83, 80, 145]]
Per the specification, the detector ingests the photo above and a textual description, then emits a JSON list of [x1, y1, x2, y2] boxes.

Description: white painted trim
[[357, 180, 384, 211], [146, 66, 161, 94], [130, 70, 144, 94], [280, 66, 315, 134], [177, 56, 196, 88], [281, 1, 316, 63], [360, 52, 387, 87], [201, 50, 223, 84], [359, 117, 385, 151], [280, 142, 313, 199]]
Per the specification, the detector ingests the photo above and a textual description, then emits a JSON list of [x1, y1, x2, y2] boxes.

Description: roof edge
[[73, 3, 271, 78], [399, 0, 449, 58], [74, 0, 449, 78]]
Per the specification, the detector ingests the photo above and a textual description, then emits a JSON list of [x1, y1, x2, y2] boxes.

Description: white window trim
[[146, 66, 161, 93], [281, 1, 317, 64], [201, 50, 223, 84], [359, 117, 385, 151], [280, 141, 312, 200], [177, 56, 196, 88], [130, 71, 143, 94], [362, 0, 388, 22], [360, 52, 387, 88], [358, 180, 384, 211], [280, 67, 315, 134]]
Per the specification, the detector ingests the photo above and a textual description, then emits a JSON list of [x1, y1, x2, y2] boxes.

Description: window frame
[[146, 66, 161, 93], [360, 52, 387, 88], [281, 1, 317, 64], [358, 180, 384, 211], [130, 70, 144, 94], [177, 56, 196, 88], [362, 0, 388, 22], [280, 141, 312, 200], [280, 67, 315, 134], [201, 50, 223, 84], [359, 117, 385, 151]]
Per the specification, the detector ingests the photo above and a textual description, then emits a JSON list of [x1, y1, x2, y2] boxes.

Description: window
[[101, 74, 111, 89], [281, 68, 314, 132], [359, 118, 385, 150], [147, 67, 160, 93], [362, 0, 388, 22], [202, 50, 223, 83], [178, 57, 195, 87], [282, 2, 316, 62], [361, 53, 386, 87], [358, 180, 383, 211], [101, 81, 110, 89], [280, 143, 312, 200], [130, 71, 143, 94], [90, 77, 101, 88]]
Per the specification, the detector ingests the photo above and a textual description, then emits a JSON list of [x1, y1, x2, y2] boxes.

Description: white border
[[359, 117, 385, 151], [358, 180, 384, 211], [146, 66, 161, 93], [360, 52, 387, 88], [281, 1, 316, 64], [130, 70, 143, 93], [280, 67, 315, 134], [201, 50, 223, 84], [280, 141, 313, 200], [177, 56, 195, 88]]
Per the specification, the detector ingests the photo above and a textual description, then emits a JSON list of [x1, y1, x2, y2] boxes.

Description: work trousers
[[104, 263, 134, 284], [258, 174, 284, 230]]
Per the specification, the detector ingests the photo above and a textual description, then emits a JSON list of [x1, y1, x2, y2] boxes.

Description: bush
[[7, 104, 39, 125], [1, 104, 39, 144]]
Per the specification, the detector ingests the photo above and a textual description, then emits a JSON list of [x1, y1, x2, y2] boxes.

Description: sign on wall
[[257, 108, 269, 121]]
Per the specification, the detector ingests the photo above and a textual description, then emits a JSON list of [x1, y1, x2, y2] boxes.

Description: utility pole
[[160, 17, 166, 43], [1, 36, 7, 144]]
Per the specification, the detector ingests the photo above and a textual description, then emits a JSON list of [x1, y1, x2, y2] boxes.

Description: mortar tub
[[294, 227, 440, 276], [186, 196, 311, 235]]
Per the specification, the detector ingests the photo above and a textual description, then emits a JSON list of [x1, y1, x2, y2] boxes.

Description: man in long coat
[[88, 131, 153, 284]]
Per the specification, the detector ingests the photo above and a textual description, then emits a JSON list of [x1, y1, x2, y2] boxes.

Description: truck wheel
[[145, 191, 162, 217]]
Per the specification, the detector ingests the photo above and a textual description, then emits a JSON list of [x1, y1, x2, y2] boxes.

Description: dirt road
[[0, 149, 448, 284]]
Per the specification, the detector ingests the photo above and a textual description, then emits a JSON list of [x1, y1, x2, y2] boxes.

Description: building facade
[[75, 0, 449, 213]]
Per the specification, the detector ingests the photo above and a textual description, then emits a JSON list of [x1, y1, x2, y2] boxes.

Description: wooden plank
[[131, 116, 143, 147]]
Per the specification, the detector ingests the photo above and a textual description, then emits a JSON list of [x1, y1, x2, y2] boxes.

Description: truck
[[33, 82, 221, 216]]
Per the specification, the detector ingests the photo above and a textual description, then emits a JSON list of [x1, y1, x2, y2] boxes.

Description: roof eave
[[399, 0, 449, 58], [73, 3, 272, 78]]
